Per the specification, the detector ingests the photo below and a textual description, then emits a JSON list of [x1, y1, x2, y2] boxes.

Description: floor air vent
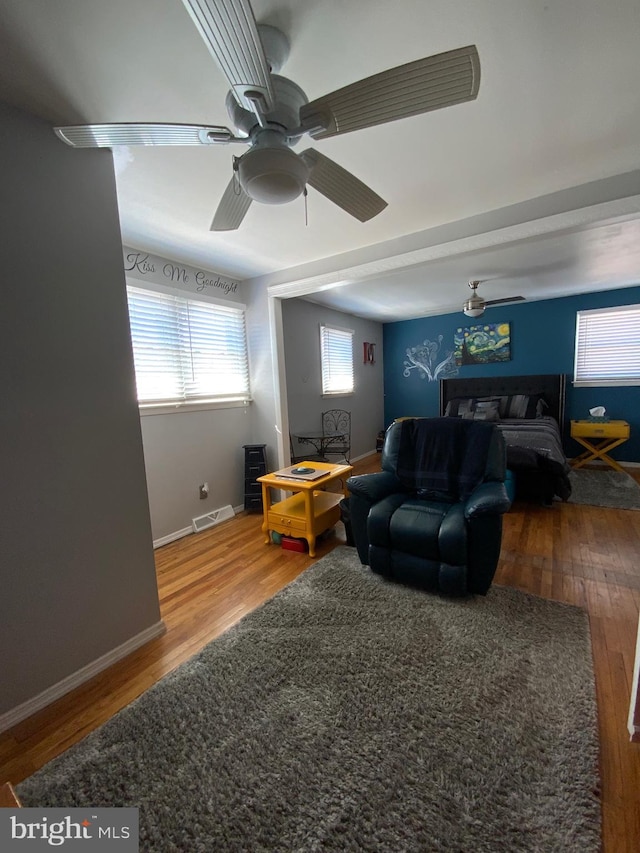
[[192, 504, 235, 533]]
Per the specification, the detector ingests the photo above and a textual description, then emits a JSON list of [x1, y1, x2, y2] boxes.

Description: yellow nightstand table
[[570, 420, 630, 473], [257, 461, 352, 557]]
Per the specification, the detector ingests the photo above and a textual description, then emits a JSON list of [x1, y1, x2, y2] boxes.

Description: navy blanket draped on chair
[[396, 417, 494, 500]]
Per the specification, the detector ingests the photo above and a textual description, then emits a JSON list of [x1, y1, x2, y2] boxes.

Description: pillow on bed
[[444, 397, 475, 417], [445, 393, 549, 419], [503, 394, 548, 419], [445, 397, 501, 421], [476, 396, 508, 417], [469, 399, 501, 421]]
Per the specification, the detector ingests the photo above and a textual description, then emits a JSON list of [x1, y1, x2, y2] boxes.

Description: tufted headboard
[[439, 374, 566, 426]]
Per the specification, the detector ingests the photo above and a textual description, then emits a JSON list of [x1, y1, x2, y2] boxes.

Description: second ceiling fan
[[53, 0, 481, 231], [463, 280, 525, 317]]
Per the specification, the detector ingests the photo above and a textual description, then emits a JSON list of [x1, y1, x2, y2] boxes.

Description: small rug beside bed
[[17, 548, 601, 852], [567, 468, 640, 510]]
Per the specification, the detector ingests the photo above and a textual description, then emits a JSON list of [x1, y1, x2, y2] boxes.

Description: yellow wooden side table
[[570, 420, 630, 472], [257, 461, 352, 557]]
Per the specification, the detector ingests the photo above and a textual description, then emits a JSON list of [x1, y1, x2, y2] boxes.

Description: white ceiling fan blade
[[300, 45, 480, 139], [180, 0, 275, 113], [300, 149, 387, 222], [210, 177, 252, 231], [54, 123, 237, 148]]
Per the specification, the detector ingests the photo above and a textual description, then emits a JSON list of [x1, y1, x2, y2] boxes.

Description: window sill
[[573, 380, 640, 387], [139, 399, 251, 417]]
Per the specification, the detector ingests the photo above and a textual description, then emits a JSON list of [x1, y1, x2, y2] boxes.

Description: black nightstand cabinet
[[243, 444, 267, 511]]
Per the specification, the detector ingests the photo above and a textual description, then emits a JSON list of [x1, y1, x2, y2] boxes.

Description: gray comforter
[[496, 416, 572, 501]]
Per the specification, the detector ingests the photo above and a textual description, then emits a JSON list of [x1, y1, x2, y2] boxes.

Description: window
[[126, 285, 250, 406], [574, 304, 640, 386], [320, 324, 354, 396]]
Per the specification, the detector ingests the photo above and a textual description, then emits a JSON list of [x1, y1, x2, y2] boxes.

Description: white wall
[[282, 298, 385, 460], [0, 102, 161, 720]]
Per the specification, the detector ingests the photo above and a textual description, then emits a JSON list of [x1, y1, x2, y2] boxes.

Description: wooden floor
[[1, 456, 639, 851]]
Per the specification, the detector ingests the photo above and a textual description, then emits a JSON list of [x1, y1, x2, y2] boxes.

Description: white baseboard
[[154, 506, 245, 549], [350, 449, 378, 463], [153, 526, 192, 549], [0, 620, 166, 734]]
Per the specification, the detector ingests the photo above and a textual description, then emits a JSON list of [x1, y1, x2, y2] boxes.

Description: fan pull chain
[[303, 188, 308, 226]]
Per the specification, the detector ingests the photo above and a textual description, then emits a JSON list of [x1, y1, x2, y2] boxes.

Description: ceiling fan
[[53, 0, 481, 231], [463, 280, 525, 317]]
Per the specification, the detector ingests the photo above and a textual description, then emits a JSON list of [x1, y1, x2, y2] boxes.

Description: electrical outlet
[[199, 483, 209, 500]]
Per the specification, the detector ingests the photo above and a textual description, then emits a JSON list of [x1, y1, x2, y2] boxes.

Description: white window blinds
[[126, 286, 250, 405], [320, 324, 354, 395], [574, 304, 640, 386]]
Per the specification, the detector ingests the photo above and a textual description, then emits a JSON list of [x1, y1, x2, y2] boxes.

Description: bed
[[439, 374, 571, 504]]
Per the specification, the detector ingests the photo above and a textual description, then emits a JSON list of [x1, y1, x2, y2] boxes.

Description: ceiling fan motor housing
[[237, 130, 310, 204], [463, 296, 485, 318], [463, 280, 485, 317], [226, 75, 309, 140]]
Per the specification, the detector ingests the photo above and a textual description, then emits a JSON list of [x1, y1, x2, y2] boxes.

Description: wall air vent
[[192, 504, 235, 533]]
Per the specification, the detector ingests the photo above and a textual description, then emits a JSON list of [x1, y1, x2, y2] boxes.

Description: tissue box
[[588, 407, 608, 422]]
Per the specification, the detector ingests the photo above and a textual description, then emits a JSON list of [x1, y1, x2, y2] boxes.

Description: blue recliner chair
[[346, 418, 511, 596]]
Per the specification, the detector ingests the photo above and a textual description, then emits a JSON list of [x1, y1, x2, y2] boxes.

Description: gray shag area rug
[[17, 547, 601, 852], [568, 468, 640, 509]]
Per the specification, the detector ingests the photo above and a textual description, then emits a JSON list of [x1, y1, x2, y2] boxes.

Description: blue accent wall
[[383, 286, 640, 462]]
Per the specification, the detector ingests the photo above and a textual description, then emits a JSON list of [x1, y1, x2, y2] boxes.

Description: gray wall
[[282, 298, 384, 460], [0, 102, 161, 717], [130, 286, 384, 544], [140, 406, 253, 541], [123, 252, 254, 542]]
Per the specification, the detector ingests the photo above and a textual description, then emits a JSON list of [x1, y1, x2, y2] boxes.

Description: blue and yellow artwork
[[454, 323, 511, 365]]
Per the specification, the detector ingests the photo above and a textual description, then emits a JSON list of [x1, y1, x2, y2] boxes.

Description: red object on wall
[[363, 342, 376, 364]]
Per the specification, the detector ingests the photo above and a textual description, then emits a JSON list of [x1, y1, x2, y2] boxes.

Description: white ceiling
[[1, 0, 639, 321]]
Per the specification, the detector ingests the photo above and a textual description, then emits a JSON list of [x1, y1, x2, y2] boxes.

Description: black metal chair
[[289, 434, 323, 464], [321, 409, 351, 463]]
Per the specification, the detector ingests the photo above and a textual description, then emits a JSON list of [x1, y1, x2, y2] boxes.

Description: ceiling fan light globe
[[463, 297, 485, 318], [237, 146, 309, 204]]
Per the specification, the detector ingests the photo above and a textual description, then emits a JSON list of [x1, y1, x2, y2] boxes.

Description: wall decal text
[[123, 248, 240, 298]]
